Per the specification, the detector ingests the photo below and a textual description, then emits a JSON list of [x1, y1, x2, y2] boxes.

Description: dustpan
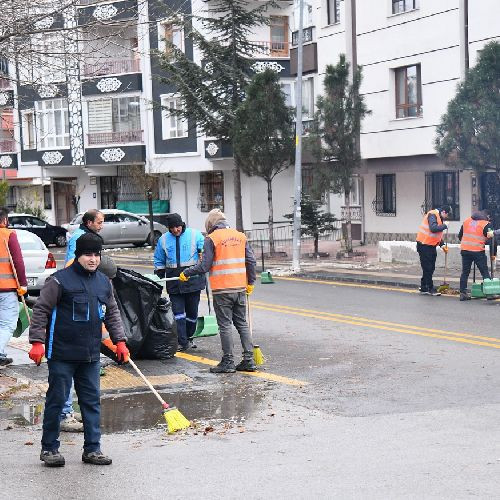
[[471, 264, 485, 298], [13, 302, 32, 338], [193, 282, 219, 338], [260, 271, 274, 284]]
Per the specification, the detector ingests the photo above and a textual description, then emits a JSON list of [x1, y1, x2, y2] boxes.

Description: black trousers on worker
[[460, 250, 490, 292], [417, 242, 438, 292]]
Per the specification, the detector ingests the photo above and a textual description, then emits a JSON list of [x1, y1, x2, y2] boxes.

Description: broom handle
[[128, 358, 168, 408], [205, 275, 213, 315], [443, 230, 448, 283], [247, 295, 253, 338], [4, 238, 30, 325]]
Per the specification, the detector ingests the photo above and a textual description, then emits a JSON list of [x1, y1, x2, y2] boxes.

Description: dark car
[[8, 213, 67, 247]]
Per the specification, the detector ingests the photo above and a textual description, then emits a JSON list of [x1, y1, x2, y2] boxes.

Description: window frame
[[158, 20, 185, 55], [326, 0, 340, 25], [21, 109, 36, 150], [36, 98, 70, 150], [392, 0, 416, 15], [0, 108, 15, 153], [394, 64, 422, 119], [199, 171, 224, 213], [424, 171, 460, 221], [161, 94, 189, 140], [374, 174, 396, 216]]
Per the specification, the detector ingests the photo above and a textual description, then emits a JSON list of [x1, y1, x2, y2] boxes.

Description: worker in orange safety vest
[[458, 210, 495, 301], [416, 205, 451, 296]]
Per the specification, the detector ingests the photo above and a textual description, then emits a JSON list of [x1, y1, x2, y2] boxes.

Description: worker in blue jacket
[[154, 213, 205, 350]]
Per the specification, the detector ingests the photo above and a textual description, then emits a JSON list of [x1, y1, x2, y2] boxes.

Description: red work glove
[[115, 341, 129, 363], [29, 342, 45, 366]]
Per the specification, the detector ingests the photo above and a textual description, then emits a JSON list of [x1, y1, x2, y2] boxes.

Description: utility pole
[[291, 0, 304, 272]]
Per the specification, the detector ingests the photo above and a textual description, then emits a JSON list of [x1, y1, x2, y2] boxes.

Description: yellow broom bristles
[[163, 407, 191, 434], [253, 345, 264, 366]]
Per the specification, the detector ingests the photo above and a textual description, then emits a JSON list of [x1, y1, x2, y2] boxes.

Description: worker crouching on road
[[153, 213, 205, 351], [416, 205, 451, 296], [180, 209, 257, 373], [28, 233, 130, 467], [458, 210, 495, 301]]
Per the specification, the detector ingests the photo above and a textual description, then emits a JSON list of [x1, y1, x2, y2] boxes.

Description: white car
[[16, 229, 57, 295], [65, 209, 167, 246]]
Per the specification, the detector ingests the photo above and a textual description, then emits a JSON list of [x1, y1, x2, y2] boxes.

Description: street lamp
[[146, 188, 156, 249]]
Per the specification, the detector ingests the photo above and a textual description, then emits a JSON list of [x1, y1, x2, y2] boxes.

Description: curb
[[291, 272, 418, 290]]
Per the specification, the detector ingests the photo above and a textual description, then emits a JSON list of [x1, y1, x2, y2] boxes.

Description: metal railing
[[87, 130, 143, 145], [0, 139, 16, 152], [83, 58, 141, 77], [292, 26, 315, 46], [251, 40, 290, 57]]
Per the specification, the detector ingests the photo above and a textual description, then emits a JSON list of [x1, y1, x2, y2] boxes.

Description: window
[[327, 0, 340, 24], [294, 0, 313, 30], [33, 34, 65, 83], [158, 21, 184, 55], [199, 171, 224, 212], [44, 185, 52, 209], [374, 174, 396, 216], [425, 172, 460, 221], [283, 78, 314, 117], [270, 16, 289, 57], [87, 96, 142, 145], [9, 216, 29, 228], [22, 110, 36, 150], [37, 98, 69, 149], [27, 217, 46, 227], [100, 176, 117, 209], [117, 214, 140, 223], [0, 108, 14, 152], [349, 176, 361, 206], [395, 64, 422, 118], [392, 0, 416, 14], [161, 95, 188, 139]]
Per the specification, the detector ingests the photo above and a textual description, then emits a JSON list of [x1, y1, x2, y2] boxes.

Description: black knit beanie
[[75, 233, 103, 258], [168, 213, 184, 229]]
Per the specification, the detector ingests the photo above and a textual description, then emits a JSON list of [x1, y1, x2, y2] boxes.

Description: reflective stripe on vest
[[416, 210, 443, 246], [208, 228, 247, 292], [460, 217, 488, 252], [0, 228, 17, 289], [163, 229, 199, 268]]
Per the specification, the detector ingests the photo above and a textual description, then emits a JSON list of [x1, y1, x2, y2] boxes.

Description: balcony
[[251, 40, 289, 58], [291, 26, 315, 46], [87, 130, 143, 146], [0, 139, 16, 153], [82, 58, 140, 78]]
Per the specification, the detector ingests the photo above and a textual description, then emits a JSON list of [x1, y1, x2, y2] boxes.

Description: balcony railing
[[87, 130, 143, 145], [0, 139, 16, 153], [291, 26, 315, 46], [83, 58, 141, 78], [0, 78, 11, 89], [251, 40, 290, 58]]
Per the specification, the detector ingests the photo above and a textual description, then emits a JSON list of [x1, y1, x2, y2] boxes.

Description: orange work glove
[[442, 245, 449, 254], [17, 286, 28, 296], [115, 341, 130, 363], [29, 342, 45, 366]]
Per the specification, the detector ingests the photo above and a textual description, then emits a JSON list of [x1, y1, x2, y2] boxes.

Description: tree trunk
[[344, 190, 353, 253], [233, 164, 243, 232], [267, 179, 275, 255], [314, 233, 319, 257]]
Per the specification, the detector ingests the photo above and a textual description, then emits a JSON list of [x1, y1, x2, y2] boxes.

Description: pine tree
[[233, 69, 295, 253], [158, 0, 274, 231], [435, 41, 500, 177], [309, 54, 369, 253]]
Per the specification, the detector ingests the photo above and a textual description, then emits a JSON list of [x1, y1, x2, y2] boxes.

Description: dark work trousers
[[416, 242, 438, 292], [170, 291, 201, 347], [212, 292, 253, 362], [42, 360, 101, 453], [460, 250, 490, 292]]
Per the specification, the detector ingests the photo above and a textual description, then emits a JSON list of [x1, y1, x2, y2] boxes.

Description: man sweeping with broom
[[180, 209, 257, 374]]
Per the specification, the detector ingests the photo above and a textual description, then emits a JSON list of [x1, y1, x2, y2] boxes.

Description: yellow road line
[[250, 302, 500, 350], [251, 300, 500, 344], [175, 352, 306, 387]]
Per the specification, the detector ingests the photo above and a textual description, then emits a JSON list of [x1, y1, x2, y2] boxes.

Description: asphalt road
[[1, 253, 499, 499]]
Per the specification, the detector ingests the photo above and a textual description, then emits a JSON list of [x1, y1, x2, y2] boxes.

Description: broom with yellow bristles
[[247, 296, 264, 366], [128, 359, 190, 433]]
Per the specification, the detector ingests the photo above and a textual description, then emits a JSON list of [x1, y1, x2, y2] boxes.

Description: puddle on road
[[0, 385, 269, 433]]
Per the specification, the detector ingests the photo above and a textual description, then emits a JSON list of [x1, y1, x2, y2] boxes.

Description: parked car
[[15, 229, 57, 295], [8, 213, 67, 247], [65, 209, 167, 246]]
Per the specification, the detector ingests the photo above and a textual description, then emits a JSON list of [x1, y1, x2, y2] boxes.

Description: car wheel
[[148, 231, 162, 247], [55, 234, 67, 247]]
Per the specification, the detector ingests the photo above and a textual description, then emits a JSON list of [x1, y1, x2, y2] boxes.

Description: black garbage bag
[[112, 268, 163, 356], [137, 297, 177, 360]]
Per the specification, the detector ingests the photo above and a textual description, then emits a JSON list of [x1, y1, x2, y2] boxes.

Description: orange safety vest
[[0, 227, 17, 289], [460, 217, 489, 252], [208, 228, 247, 293], [416, 210, 443, 246]]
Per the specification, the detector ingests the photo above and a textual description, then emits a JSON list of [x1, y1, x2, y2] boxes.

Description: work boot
[[459, 292, 471, 301], [235, 359, 257, 372], [60, 413, 84, 432], [418, 288, 430, 295], [210, 359, 236, 374], [40, 450, 65, 467], [82, 451, 112, 465], [0, 356, 13, 367], [429, 288, 441, 296]]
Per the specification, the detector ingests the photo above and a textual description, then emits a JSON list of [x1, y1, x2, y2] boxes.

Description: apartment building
[[0, 0, 498, 238]]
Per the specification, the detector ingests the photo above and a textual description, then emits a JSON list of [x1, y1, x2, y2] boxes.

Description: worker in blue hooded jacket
[[154, 213, 205, 350]]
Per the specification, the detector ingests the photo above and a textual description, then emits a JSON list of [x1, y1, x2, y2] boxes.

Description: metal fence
[[246, 222, 343, 264]]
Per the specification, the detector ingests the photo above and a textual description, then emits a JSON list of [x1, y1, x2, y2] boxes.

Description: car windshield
[[16, 230, 45, 251]]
